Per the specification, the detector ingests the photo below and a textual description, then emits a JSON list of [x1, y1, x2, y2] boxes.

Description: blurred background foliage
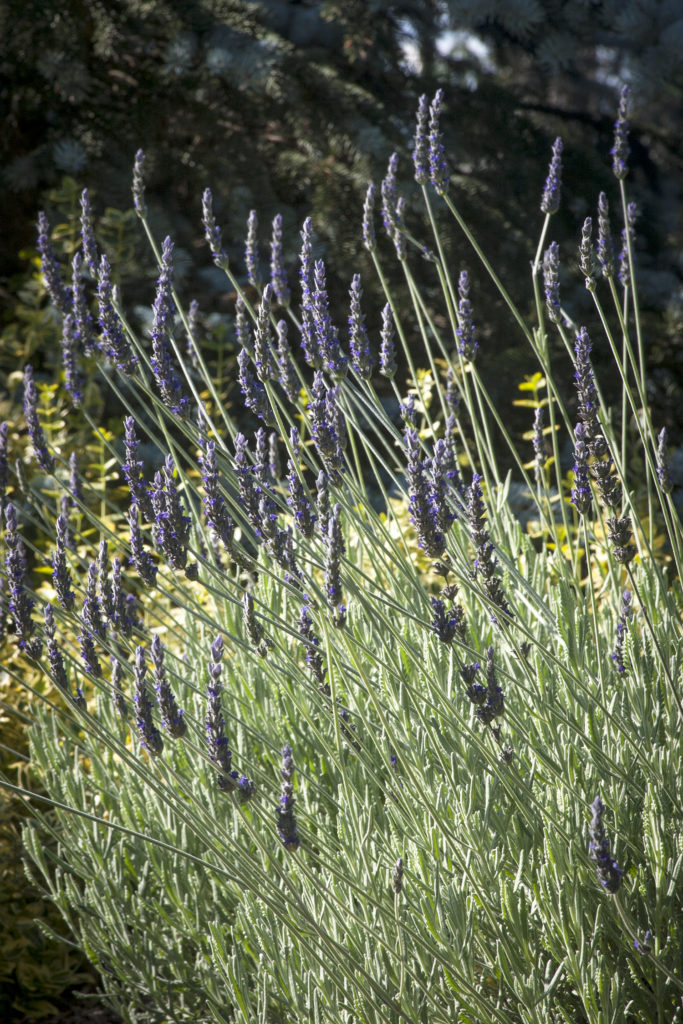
[[0, 1, 682, 1017]]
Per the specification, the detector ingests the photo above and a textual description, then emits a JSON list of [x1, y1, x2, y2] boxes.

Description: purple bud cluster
[[312, 260, 347, 378], [404, 428, 445, 559], [275, 320, 299, 402], [133, 645, 164, 756], [571, 423, 593, 516], [379, 303, 397, 378], [202, 188, 229, 269], [540, 137, 563, 215], [204, 636, 256, 801], [467, 474, 512, 620], [72, 253, 96, 356], [128, 503, 157, 586], [542, 242, 561, 324], [588, 796, 623, 893], [132, 150, 147, 218], [237, 348, 274, 424], [36, 211, 71, 315], [299, 217, 320, 368], [362, 183, 376, 253], [151, 634, 186, 738], [287, 428, 316, 538], [596, 193, 614, 278], [428, 90, 449, 194], [198, 437, 235, 551], [611, 85, 630, 180], [97, 255, 136, 372], [43, 603, 69, 695], [252, 284, 276, 380], [656, 427, 673, 494], [242, 590, 272, 657], [277, 745, 300, 850], [611, 589, 633, 674], [309, 372, 346, 485], [150, 237, 189, 417], [430, 596, 466, 645], [298, 603, 326, 687], [53, 514, 75, 610], [270, 213, 290, 305], [151, 455, 196, 577], [324, 504, 346, 628], [122, 417, 153, 521], [60, 314, 85, 406], [83, 561, 106, 641], [412, 94, 429, 185], [455, 271, 477, 361], [79, 189, 99, 277], [348, 274, 373, 380], [4, 503, 41, 657], [23, 366, 55, 474]]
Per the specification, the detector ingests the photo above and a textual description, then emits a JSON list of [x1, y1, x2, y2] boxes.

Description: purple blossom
[[270, 213, 290, 305], [128, 503, 158, 586], [428, 90, 449, 193], [43, 603, 68, 694], [245, 209, 260, 287], [150, 237, 189, 417], [429, 438, 458, 532], [205, 634, 254, 796], [316, 470, 330, 540], [606, 514, 635, 565], [412, 94, 429, 185], [312, 260, 347, 377], [97, 255, 136, 372], [542, 241, 561, 324], [198, 437, 235, 551], [151, 634, 186, 738], [474, 645, 505, 725], [202, 188, 229, 269], [133, 645, 163, 756], [611, 589, 633, 673], [324, 504, 346, 628], [36, 211, 70, 315], [597, 192, 614, 278], [287, 427, 316, 538], [72, 252, 96, 356], [60, 313, 85, 406], [276, 320, 299, 403], [151, 455, 196, 577], [234, 295, 253, 357], [23, 366, 55, 473], [405, 427, 445, 559], [573, 328, 606, 457], [430, 596, 465, 644], [237, 348, 274, 424], [381, 153, 399, 238], [379, 303, 396, 378], [5, 503, 40, 657], [348, 274, 373, 380], [540, 137, 562, 215], [68, 451, 82, 509], [570, 423, 593, 517], [53, 514, 75, 610], [467, 474, 512, 620], [79, 188, 99, 277], [122, 416, 153, 522], [579, 217, 598, 290], [242, 590, 272, 656], [83, 562, 106, 640], [362, 183, 376, 253], [656, 427, 673, 494], [588, 796, 623, 893], [456, 271, 477, 361], [79, 627, 102, 679], [299, 217, 320, 368], [611, 85, 630, 180], [309, 372, 346, 485], [277, 745, 300, 850], [253, 283, 276, 380], [132, 149, 147, 218], [298, 603, 326, 686]]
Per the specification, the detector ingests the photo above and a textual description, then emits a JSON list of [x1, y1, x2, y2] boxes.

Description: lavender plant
[[2, 87, 682, 1024]]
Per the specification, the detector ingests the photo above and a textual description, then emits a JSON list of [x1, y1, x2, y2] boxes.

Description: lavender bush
[[1, 86, 682, 1023]]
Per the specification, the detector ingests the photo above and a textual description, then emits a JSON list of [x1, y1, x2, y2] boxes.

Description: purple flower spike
[[128, 503, 158, 586], [276, 320, 299, 403], [152, 634, 186, 739], [270, 213, 290, 305], [53, 514, 75, 610], [456, 271, 477, 361], [245, 209, 260, 287], [379, 303, 396, 379], [150, 237, 189, 417], [597, 192, 614, 278], [43, 603, 68, 694], [237, 348, 274, 425], [299, 216, 320, 368], [579, 217, 598, 291], [428, 90, 449, 194], [79, 188, 99, 277], [541, 137, 562, 215], [618, 202, 637, 288], [467, 474, 512, 620], [324, 504, 346, 628], [405, 427, 445, 559], [133, 645, 164, 756], [570, 423, 593, 517], [23, 366, 55, 474], [313, 260, 347, 378], [151, 455, 196, 577], [611, 85, 630, 180], [202, 188, 229, 269], [362, 183, 376, 253], [97, 255, 136, 372], [543, 242, 561, 324], [588, 796, 623, 894], [61, 313, 85, 406], [611, 589, 633, 674], [72, 252, 97, 356], [287, 427, 316, 538], [198, 437, 235, 551], [348, 274, 373, 380], [309, 372, 346, 485], [132, 149, 147, 218], [656, 427, 673, 494], [253, 283, 276, 381], [36, 211, 71, 315], [205, 634, 232, 774], [413, 94, 429, 185], [298, 603, 326, 687], [122, 416, 153, 522], [4, 504, 40, 657], [277, 745, 300, 851]]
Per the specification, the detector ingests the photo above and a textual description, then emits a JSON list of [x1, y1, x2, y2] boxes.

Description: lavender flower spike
[[277, 745, 300, 851], [53, 514, 75, 610], [611, 85, 630, 180], [570, 423, 593, 517], [122, 416, 153, 522], [428, 89, 449, 194], [541, 137, 563, 215], [456, 271, 477, 361], [588, 796, 623, 893], [43, 603, 69, 694], [270, 213, 290, 305], [60, 314, 85, 406], [656, 427, 673, 494], [5, 506, 41, 657], [97, 254, 136, 372], [287, 427, 316, 538], [597, 192, 614, 278], [611, 589, 633, 674], [276, 320, 299, 403], [467, 474, 512, 620], [348, 273, 373, 380], [198, 437, 235, 550], [128, 503, 158, 586], [413, 94, 429, 185], [150, 455, 196, 577], [23, 366, 55, 473], [132, 149, 147, 218], [0, 422, 8, 512], [405, 427, 445, 559], [237, 348, 274, 425], [37, 211, 71, 315], [202, 188, 229, 269], [324, 504, 346, 628], [362, 183, 376, 253], [151, 634, 186, 738], [245, 209, 260, 286], [542, 241, 561, 324], [133, 645, 164, 756], [150, 236, 189, 417], [79, 188, 99, 277], [205, 634, 255, 800], [72, 252, 96, 355], [579, 217, 598, 291]]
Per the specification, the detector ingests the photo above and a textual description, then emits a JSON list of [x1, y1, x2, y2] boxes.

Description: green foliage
[[2, 89, 683, 1023]]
